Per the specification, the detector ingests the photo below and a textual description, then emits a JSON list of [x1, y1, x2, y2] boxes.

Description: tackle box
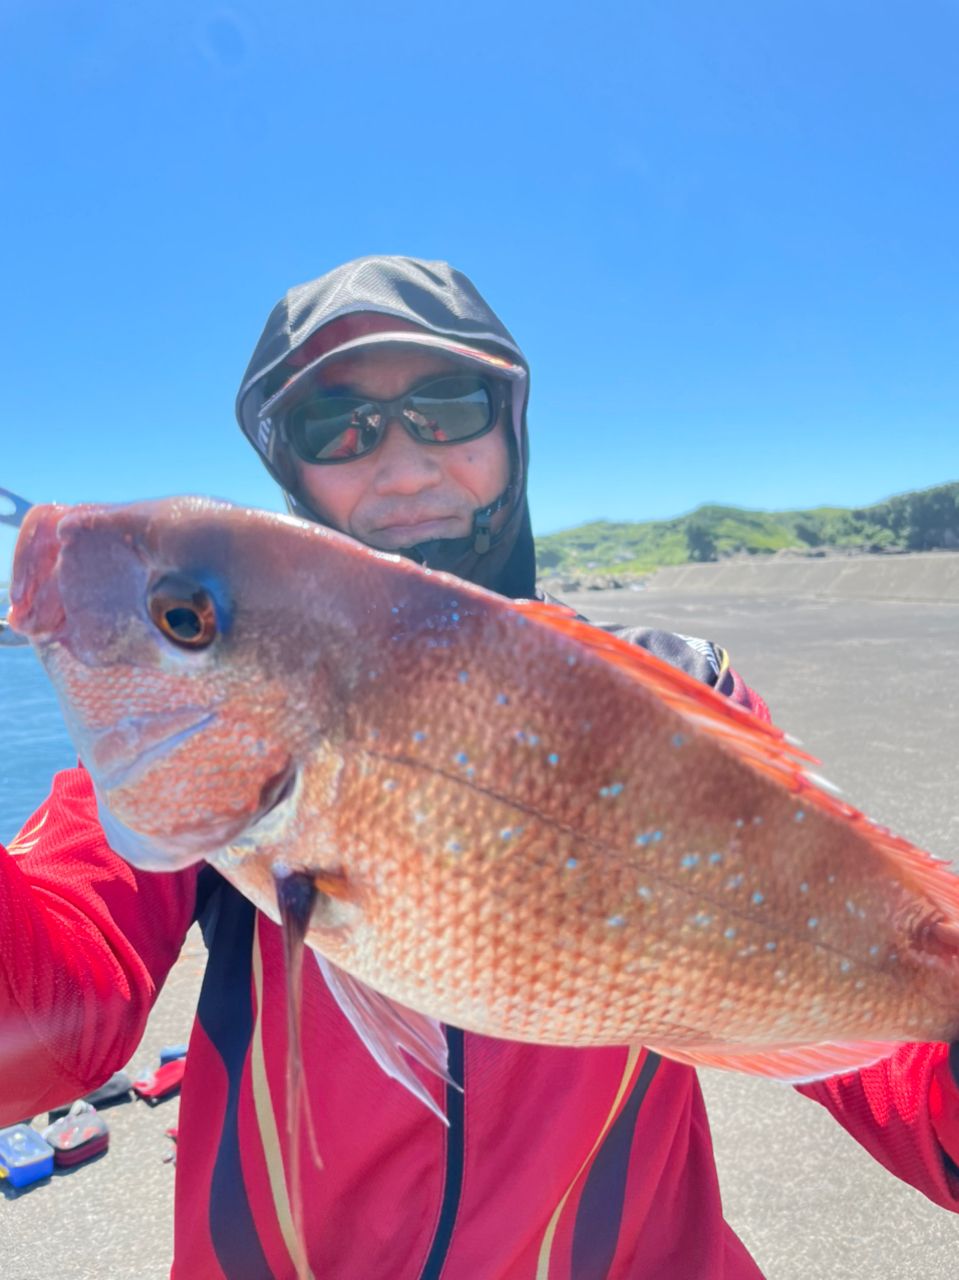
[[42, 1103, 110, 1167], [0, 1124, 54, 1188]]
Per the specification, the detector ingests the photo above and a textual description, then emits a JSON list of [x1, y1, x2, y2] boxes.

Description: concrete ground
[[5, 571, 959, 1277]]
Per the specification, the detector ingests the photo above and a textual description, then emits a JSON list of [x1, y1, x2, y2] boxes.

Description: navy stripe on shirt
[[571, 1050, 662, 1279], [196, 878, 273, 1279]]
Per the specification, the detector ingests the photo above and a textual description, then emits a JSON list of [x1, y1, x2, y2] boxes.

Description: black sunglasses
[[281, 374, 506, 466]]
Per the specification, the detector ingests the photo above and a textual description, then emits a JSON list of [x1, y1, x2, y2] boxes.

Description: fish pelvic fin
[[313, 954, 457, 1124], [644, 1039, 899, 1083]]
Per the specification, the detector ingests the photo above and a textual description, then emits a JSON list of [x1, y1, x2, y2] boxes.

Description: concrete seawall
[[644, 551, 959, 601]]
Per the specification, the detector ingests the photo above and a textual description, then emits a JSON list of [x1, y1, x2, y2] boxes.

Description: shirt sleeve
[[796, 1044, 959, 1209], [0, 765, 199, 1123]]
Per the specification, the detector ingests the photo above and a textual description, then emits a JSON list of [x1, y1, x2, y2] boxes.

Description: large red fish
[[9, 497, 959, 1112]]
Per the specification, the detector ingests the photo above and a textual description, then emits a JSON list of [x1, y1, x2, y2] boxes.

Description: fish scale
[[10, 496, 959, 1096]]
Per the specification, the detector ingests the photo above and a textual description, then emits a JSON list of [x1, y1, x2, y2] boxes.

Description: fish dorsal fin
[[314, 954, 457, 1123], [644, 1039, 896, 1083], [514, 599, 801, 753], [515, 601, 959, 927]]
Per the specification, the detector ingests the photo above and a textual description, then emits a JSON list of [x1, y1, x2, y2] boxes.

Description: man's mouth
[[370, 516, 461, 547]]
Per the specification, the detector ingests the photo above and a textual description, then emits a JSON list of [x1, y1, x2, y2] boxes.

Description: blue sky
[[2, 0, 957, 579]]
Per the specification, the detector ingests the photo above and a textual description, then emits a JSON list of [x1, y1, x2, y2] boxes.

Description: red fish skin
[[11, 498, 959, 1076]]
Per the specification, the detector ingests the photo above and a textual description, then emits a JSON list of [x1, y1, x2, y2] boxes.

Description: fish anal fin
[[645, 1039, 897, 1083], [314, 954, 455, 1123]]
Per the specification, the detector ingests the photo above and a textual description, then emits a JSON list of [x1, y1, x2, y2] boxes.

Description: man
[[3, 256, 959, 1279]]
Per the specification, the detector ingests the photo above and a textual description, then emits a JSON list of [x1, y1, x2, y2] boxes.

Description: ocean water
[[0, 646, 76, 845]]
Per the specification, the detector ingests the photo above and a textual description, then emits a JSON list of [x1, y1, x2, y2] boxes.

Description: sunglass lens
[[403, 376, 494, 443], [290, 399, 382, 462]]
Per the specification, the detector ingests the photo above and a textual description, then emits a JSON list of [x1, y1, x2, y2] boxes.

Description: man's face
[[292, 348, 512, 551]]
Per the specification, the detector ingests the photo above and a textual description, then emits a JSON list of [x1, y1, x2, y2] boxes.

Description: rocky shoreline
[[540, 546, 959, 595]]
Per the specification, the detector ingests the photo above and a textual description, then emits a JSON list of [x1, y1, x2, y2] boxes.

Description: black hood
[[235, 256, 535, 598]]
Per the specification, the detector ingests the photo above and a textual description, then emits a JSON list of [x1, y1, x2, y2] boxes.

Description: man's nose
[[370, 420, 442, 494]]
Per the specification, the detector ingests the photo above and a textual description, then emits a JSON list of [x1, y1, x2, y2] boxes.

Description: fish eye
[[148, 575, 218, 649]]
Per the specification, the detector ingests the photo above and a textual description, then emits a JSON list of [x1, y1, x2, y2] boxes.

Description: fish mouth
[[88, 708, 218, 790], [8, 504, 72, 642]]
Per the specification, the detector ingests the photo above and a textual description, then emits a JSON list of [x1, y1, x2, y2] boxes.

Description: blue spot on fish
[[458, 671, 469, 683], [637, 886, 652, 901], [765, 941, 777, 952], [680, 854, 700, 869], [794, 810, 806, 822], [600, 783, 624, 798], [454, 751, 469, 766], [708, 852, 723, 865], [547, 753, 559, 766], [412, 730, 427, 743], [566, 857, 579, 870], [724, 927, 737, 940], [635, 830, 664, 847], [446, 840, 463, 855], [496, 693, 509, 705], [799, 882, 809, 894], [726, 874, 744, 890], [606, 914, 626, 927], [751, 891, 764, 906], [672, 734, 686, 748], [807, 917, 819, 929]]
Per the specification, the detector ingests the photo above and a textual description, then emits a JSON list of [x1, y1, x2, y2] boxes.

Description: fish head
[[8, 497, 369, 870]]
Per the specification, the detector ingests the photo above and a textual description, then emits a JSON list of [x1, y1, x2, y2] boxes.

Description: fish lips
[[8, 504, 73, 642]]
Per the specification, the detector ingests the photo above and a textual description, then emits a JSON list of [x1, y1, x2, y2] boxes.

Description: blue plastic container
[[0, 1124, 54, 1188], [159, 1043, 189, 1065]]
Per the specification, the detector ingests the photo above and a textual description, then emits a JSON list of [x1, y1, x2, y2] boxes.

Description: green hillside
[[535, 481, 959, 579]]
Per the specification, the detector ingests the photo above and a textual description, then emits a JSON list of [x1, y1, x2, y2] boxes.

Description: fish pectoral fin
[[644, 1039, 897, 1083], [314, 954, 456, 1124]]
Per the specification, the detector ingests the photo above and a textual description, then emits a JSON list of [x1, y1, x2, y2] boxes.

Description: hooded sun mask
[[235, 256, 536, 598]]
